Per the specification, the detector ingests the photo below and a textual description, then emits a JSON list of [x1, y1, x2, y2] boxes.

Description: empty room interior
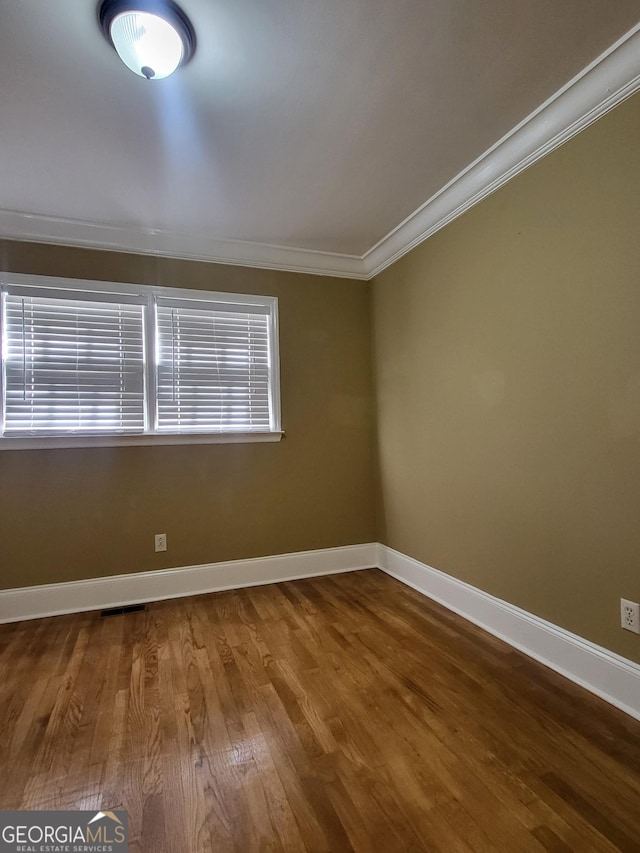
[[1, 1, 640, 851]]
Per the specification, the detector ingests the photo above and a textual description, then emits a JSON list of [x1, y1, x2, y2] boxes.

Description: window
[[0, 274, 281, 448]]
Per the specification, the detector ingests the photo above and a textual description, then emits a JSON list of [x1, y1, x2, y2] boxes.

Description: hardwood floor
[[1, 569, 639, 852]]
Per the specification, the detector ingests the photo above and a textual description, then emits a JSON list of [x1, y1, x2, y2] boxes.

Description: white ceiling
[[0, 0, 639, 275]]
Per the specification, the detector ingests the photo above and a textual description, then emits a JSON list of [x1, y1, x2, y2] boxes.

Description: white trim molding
[[0, 430, 285, 451], [1, 26, 640, 280], [0, 210, 368, 281], [378, 544, 640, 722], [363, 22, 640, 278], [0, 543, 377, 624]]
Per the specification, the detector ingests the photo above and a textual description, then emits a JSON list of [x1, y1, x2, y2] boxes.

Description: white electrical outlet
[[155, 533, 167, 553], [620, 599, 640, 634]]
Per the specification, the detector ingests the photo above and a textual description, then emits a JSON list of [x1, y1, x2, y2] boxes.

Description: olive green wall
[[0, 242, 377, 588], [372, 92, 640, 663]]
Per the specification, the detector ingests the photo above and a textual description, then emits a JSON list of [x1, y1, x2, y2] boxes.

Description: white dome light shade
[[99, 1, 196, 80], [110, 11, 184, 79]]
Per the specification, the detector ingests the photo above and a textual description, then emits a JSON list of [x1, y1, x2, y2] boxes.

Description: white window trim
[[0, 273, 283, 450]]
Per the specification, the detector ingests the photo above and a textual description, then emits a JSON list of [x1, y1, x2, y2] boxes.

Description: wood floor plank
[[0, 569, 639, 851]]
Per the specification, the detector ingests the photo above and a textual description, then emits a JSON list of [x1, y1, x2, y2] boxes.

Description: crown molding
[[0, 209, 368, 280], [1, 23, 639, 281], [362, 22, 640, 278]]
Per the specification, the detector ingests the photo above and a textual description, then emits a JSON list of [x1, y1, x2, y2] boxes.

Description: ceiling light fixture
[[99, 0, 196, 80]]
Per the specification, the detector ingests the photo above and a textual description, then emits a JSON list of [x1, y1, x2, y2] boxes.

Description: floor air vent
[[100, 604, 147, 617]]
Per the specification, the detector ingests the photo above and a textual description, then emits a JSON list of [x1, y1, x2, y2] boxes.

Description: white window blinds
[[0, 276, 280, 444], [2, 288, 146, 435], [155, 299, 272, 432]]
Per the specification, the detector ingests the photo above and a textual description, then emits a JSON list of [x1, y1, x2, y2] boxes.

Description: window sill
[[0, 431, 285, 451]]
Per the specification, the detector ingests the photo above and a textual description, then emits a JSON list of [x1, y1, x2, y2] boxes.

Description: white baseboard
[[3, 541, 638, 722], [377, 544, 640, 722], [0, 543, 378, 624]]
